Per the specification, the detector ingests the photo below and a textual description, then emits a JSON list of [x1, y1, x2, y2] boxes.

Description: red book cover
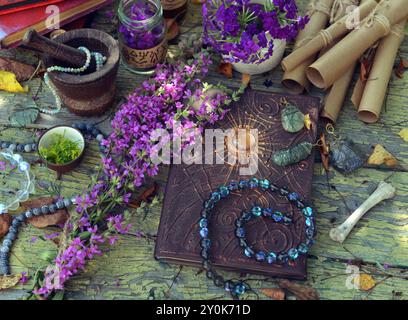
[[0, 0, 113, 48], [0, 0, 64, 16]]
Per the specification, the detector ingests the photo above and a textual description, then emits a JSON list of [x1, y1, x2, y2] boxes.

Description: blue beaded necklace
[[42, 47, 107, 115], [198, 178, 315, 298]]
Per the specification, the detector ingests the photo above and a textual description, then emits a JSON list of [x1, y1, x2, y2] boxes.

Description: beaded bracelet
[[198, 178, 316, 298], [0, 122, 108, 155], [0, 151, 35, 215], [0, 196, 77, 275], [41, 47, 107, 115]]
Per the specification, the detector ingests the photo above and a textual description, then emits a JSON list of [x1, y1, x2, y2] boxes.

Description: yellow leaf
[[0, 274, 22, 290], [398, 128, 408, 142], [367, 144, 398, 167], [358, 274, 376, 291], [0, 70, 29, 93], [304, 114, 312, 130]]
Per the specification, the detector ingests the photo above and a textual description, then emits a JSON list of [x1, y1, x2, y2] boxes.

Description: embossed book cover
[[155, 89, 321, 279]]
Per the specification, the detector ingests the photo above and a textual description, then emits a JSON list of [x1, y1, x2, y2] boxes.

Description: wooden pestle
[[22, 29, 89, 69]]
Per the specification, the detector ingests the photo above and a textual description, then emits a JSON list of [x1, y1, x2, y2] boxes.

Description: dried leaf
[[0, 274, 22, 290], [367, 144, 398, 167], [166, 19, 180, 41], [217, 62, 233, 79], [319, 133, 330, 172], [0, 57, 35, 82], [260, 288, 285, 300], [398, 128, 408, 142], [21, 197, 69, 228], [395, 59, 405, 79], [242, 73, 251, 86], [278, 279, 319, 300], [9, 108, 39, 127], [358, 274, 376, 291], [0, 214, 11, 238], [360, 58, 371, 81], [304, 113, 312, 130], [395, 57, 408, 79], [0, 70, 29, 93], [128, 182, 159, 209]]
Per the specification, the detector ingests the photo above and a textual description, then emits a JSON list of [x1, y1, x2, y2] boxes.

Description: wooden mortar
[[24, 29, 120, 116]]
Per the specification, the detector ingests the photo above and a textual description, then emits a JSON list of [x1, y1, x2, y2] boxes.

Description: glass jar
[[118, 0, 168, 74], [161, 0, 188, 20]]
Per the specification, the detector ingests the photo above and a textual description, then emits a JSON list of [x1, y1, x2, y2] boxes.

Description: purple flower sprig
[[32, 178, 134, 298], [102, 49, 245, 188], [203, 0, 309, 64]]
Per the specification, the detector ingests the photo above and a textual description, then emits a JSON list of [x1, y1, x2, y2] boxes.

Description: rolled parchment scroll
[[350, 76, 366, 108], [282, 0, 377, 72], [282, 0, 335, 94], [321, 66, 356, 122], [320, 0, 369, 123], [357, 20, 407, 123], [306, 0, 408, 89]]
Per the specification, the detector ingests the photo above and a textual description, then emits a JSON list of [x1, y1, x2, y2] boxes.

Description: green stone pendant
[[272, 141, 313, 167], [281, 105, 305, 133]]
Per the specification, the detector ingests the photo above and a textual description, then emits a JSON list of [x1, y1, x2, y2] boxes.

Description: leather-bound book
[[0, 0, 113, 48], [155, 89, 321, 279]]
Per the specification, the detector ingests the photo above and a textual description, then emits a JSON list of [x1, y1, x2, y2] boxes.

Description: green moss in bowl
[[39, 133, 82, 165]]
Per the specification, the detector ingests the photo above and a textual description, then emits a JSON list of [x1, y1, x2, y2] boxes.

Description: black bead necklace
[[0, 122, 108, 155], [198, 177, 316, 298]]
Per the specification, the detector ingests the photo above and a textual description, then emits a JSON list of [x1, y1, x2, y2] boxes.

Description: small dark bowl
[[38, 125, 85, 174]]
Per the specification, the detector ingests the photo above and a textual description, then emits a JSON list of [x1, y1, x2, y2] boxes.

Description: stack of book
[[0, 0, 113, 49]]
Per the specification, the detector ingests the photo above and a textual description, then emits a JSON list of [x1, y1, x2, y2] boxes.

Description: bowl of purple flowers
[[203, 0, 309, 75]]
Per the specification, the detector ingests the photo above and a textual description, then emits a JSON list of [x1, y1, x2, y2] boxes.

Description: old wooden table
[[0, 1, 407, 300]]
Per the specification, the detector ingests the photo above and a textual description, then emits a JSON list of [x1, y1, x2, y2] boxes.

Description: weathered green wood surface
[[0, 1, 407, 300]]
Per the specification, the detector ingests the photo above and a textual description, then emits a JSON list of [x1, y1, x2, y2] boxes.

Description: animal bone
[[329, 181, 396, 243]]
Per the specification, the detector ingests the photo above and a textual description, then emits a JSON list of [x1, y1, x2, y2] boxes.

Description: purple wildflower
[[20, 272, 29, 284]]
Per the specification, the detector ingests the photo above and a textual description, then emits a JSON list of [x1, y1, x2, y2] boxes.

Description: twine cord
[[366, 13, 391, 36], [319, 29, 334, 47], [364, 0, 391, 36], [390, 23, 405, 39]]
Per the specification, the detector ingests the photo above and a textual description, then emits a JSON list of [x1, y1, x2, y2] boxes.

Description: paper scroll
[[357, 20, 407, 123], [282, 0, 335, 94], [321, 0, 372, 123], [282, 0, 377, 72], [306, 0, 408, 89]]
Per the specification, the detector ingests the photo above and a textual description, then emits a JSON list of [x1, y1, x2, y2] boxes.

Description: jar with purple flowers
[[118, 0, 168, 74]]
